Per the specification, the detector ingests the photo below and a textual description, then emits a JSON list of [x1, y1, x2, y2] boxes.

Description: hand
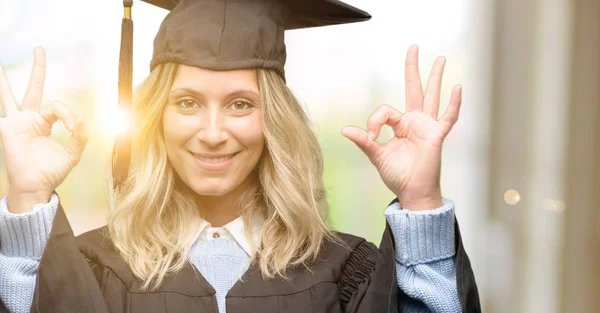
[[341, 45, 462, 211], [0, 47, 89, 213]]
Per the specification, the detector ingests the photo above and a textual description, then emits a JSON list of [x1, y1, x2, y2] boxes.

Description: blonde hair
[[106, 63, 337, 291]]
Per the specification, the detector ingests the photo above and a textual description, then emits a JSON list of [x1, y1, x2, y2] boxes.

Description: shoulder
[[327, 230, 380, 266], [75, 226, 115, 258], [331, 230, 368, 248], [74, 226, 134, 280], [326, 230, 378, 258], [314, 230, 380, 276]]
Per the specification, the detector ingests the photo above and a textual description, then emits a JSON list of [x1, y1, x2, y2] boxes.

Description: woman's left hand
[[342, 45, 462, 211]]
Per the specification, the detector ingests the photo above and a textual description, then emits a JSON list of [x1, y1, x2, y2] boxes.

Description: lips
[[190, 152, 239, 164], [189, 151, 239, 171]]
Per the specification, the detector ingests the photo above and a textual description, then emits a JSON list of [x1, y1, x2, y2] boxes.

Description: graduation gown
[[29, 197, 480, 313]]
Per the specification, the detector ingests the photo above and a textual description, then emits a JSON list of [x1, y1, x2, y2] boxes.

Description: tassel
[[112, 0, 134, 192]]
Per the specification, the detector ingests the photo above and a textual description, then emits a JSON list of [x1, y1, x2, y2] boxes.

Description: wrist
[[7, 190, 52, 214], [397, 188, 442, 211]]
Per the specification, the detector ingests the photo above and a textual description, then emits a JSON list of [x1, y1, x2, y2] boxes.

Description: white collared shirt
[[192, 214, 264, 256]]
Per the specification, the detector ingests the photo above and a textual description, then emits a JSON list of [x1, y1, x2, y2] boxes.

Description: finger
[[22, 47, 47, 112], [65, 116, 89, 164], [367, 104, 404, 139], [341, 126, 382, 160], [0, 64, 18, 116], [438, 85, 462, 138], [423, 56, 447, 119], [39, 101, 77, 131], [405, 45, 424, 112]]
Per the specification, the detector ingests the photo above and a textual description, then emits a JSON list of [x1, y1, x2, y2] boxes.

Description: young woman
[[0, 0, 480, 312]]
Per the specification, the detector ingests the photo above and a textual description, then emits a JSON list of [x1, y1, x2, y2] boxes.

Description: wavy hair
[[105, 63, 338, 291]]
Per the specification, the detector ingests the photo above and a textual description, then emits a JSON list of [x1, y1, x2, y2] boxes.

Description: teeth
[[195, 154, 235, 164]]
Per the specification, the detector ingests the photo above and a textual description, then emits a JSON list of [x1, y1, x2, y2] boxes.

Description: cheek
[[161, 110, 199, 172], [161, 111, 180, 169], [231, 114, 264, 151], [162, 109, 177, 142], [162, 109, 197, 146]]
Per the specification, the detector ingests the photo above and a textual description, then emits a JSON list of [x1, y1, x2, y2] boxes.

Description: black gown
[[25, 196, 480, 313]]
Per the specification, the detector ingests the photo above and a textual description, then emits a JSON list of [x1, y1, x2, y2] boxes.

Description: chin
[[193, 189, 228, 197], [189, 180, 234, 196]]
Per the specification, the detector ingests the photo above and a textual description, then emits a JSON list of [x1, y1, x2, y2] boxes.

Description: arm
[[336, 198, 480, 313], [30, 199, 110, 313], [385, 197, 460, 313], [0, 193, 58, 313], [341, 45, 480, 312]]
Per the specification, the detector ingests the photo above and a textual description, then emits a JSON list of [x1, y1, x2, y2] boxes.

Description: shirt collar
[[193, 214, 264, 256]]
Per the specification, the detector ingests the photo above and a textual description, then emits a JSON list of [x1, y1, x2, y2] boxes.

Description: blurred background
[[0, 0, 598, 311]]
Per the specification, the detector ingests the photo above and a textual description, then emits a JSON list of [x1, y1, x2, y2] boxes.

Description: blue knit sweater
[[0, 194, 460, 313]]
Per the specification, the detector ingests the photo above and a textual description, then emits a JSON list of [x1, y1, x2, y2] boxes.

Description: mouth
[[189, 151, 240, 170], [190, 151, 239, 163]]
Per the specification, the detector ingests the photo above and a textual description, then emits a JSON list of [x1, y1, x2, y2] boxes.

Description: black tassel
[[112, 0, 134, 192]]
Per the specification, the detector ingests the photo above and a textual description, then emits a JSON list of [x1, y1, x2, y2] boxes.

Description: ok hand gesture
[[342, 45, 462, 211], [0, 47, 89, 213]]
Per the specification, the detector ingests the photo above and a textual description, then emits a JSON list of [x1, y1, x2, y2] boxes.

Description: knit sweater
[[0, 194, 459, 313]]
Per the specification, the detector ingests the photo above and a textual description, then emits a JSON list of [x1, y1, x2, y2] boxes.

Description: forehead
[[171, 65, 259, 93]]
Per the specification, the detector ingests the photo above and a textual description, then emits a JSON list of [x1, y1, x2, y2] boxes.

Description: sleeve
[[0, 193, 58, 313], [29, 195, 109, 313], [337, 198, 481, 313], [386, 197, 481, 313], [384, 198, 459, 313]]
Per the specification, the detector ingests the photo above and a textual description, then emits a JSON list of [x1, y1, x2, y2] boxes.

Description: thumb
[[341, 126, 380, 160]]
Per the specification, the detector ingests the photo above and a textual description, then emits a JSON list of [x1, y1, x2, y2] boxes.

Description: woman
[[0, 0, 480, 312]]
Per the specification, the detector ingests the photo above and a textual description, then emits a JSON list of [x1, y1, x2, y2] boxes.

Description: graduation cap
[[112, 0, 371, 191]]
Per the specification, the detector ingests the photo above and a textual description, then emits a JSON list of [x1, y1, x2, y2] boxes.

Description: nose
[[196, 108, 228, 147]]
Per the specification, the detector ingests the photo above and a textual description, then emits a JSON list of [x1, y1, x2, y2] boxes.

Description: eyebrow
[[168, 88, 260, 102]]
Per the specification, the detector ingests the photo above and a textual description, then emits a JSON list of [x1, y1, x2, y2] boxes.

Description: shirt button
[[212, 232, 220, 239]]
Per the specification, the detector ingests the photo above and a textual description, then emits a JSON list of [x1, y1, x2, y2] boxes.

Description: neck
[[195, 196, 240, 227]]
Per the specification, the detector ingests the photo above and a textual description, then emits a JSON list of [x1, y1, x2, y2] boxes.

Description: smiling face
[[162, 65, 264, 197]]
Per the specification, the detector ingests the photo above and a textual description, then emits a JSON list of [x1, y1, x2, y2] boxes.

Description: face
[[162, 65, 264, 197]]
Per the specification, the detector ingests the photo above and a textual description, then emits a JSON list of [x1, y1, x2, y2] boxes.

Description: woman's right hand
[[0, 47, 89, 213]]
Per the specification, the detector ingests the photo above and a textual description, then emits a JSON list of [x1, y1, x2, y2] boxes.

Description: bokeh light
[[504, 189, 521, 205], [543, 199, 565, 213]]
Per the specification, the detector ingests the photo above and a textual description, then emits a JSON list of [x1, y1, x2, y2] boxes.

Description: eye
[[229, 100, 255, 110], [175, 99, 199, 109]]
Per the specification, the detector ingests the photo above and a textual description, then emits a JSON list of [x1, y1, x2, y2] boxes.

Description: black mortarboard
[[112, 0, 371, 191]]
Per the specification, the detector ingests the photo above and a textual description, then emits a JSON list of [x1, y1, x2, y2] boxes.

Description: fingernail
[[368, 130, 375, 139]]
